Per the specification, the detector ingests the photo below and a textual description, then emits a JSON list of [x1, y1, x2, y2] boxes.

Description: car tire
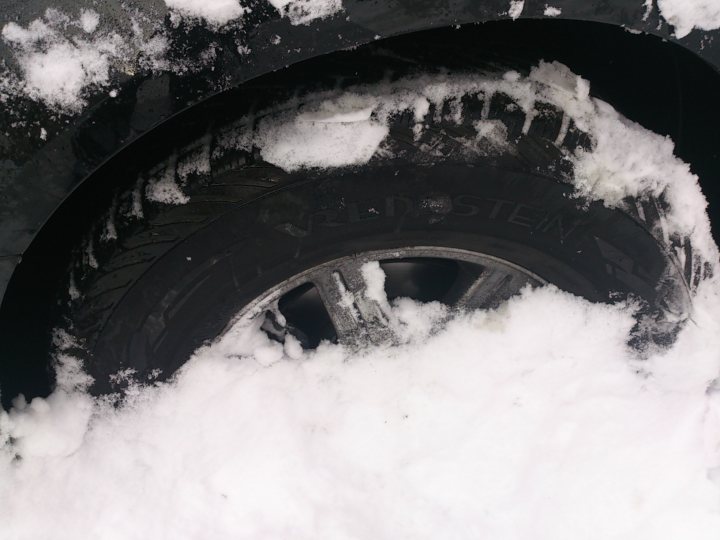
[[4, 66, 696, 399]]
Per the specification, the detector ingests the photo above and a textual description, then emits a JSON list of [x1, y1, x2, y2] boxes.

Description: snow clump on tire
[[215, 61, 712, 260]]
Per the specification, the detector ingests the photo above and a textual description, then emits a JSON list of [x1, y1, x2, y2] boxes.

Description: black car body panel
[[1, 0, 720, 308]]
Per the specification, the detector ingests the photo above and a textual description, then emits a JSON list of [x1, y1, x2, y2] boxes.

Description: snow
[[643, 0, 654, 21], [1, 23, 720, 540], [16, 42, 117, 111], [508, 0, 525, 20], [360, 261, 389, 306], [1, 12, 125, 112], [255, 103, 389, 170], [220, 61, 714, 260], [145, 158, 191, 205], [0, 9, 173, 112], [162, 0, 342, 27], [79, 9, 100, 34], [544, 6, 562, 17], [268, 0, 344, 25], [2, 279, 720, 538], [163, 0, 248, 27], [658, 0, 720, 38]]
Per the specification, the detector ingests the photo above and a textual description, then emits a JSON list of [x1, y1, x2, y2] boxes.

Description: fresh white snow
[[268, 0, 344, 25], [1, 10, 125, 111], [1, 9, 171, 112], [79, 9, 100, 34], [2, 277, 720, 539], [544, 6, 562, 17], [164, 0, 248, 27], [145, 156, 192, 205], [508, 0, 525, 20], [0, 0, 343, 112], [255, 103, 390, 170], [658, 0, 720, 38]]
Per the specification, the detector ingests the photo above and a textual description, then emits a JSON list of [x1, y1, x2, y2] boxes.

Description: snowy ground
[[1, 12, 720, 539], [1, 282, 720, 539]]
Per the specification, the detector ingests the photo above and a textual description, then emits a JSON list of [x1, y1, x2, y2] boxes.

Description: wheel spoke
[[457, 264, 533, 310], [234, 248, 545, 350], [311, 259, 393, 345]]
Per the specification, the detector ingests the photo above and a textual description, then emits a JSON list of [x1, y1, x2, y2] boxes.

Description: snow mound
[[256, 102, 389, 169], [0, 1, 344, 112], [2, 283, 720, 539], [544, 6, 562, 17]]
